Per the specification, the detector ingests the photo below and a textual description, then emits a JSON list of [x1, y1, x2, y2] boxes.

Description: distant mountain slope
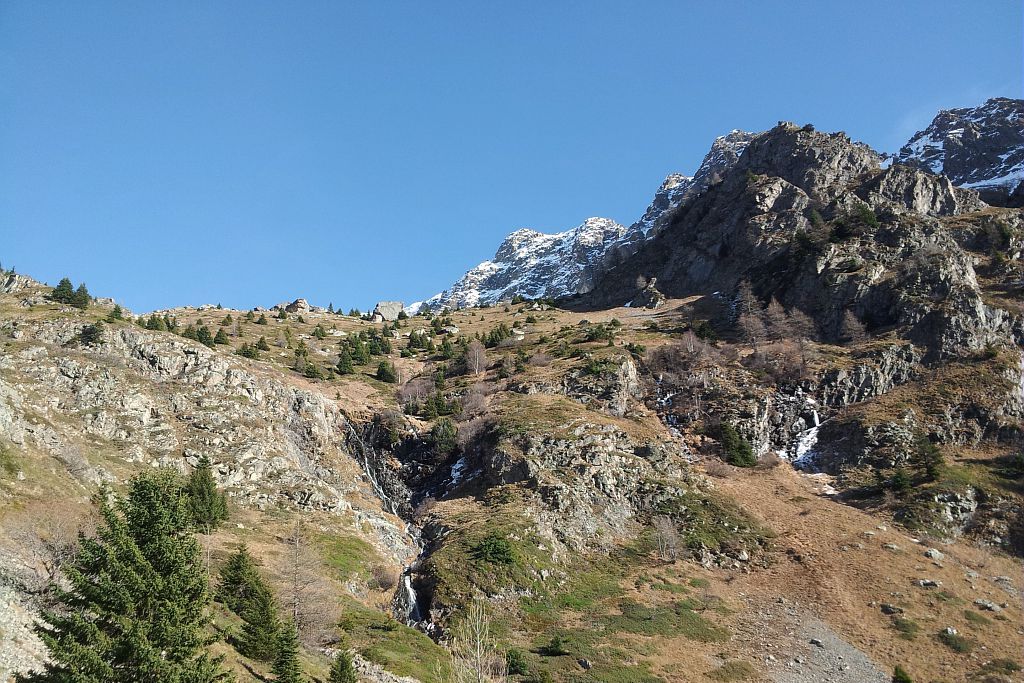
[[413, 130, 755, 312], [895, 97, 1024, 206]]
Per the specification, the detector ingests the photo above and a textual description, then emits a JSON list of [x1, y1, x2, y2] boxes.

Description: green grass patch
[[963, 609, 992, 625], [0, 443, 19, 478], [891, 617, 919, 640], [937, 629, 973, 654], [689, 578, 710, 589], [651, 581, 689, 594], [977, 658, 1022, 676], [319, 532, 381, 581], [337, 597, 449, 682], [655, 491, 770, 555], [601, 599, 729, 642], [706, 660, 757, 681]]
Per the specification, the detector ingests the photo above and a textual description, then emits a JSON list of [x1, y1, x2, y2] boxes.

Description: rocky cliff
[[895, 97, 1024, 207]]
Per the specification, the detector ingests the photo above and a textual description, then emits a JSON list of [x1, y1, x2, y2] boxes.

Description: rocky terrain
[[419, 99, 1023, 312], [896, 97, 1024, 207], [2, 100, 1023, 683]]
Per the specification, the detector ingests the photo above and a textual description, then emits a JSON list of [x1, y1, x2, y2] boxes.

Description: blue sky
[[2, 1, 1021, 312]]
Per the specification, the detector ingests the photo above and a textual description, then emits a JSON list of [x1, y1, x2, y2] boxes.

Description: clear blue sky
[[2, 1, 1021, 312]]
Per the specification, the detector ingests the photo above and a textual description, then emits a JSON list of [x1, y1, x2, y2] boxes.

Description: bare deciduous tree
[[466, 340, 487, 376], [284, 516, 337, 648], [764, 298, 788, 341], [651, 515, 680, 563], [840, 310, 867, 345], [443, 600, 507, 683]]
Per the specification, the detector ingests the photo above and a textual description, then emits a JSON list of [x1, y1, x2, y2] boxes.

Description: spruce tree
[[238, 584, 282, 662], [185, 455, 228, 529], [214, 328, 230, 345], [49, 277, 74, 303], [271, 622, 303, 683], [336, 350, 354, 375], [277, 308, 288, 320], [257, 314, 269, 325], [71, 283, 91, 309], [196, 325, 215, 348], [257, 336, 272, 351], [376, 361, 397, 383], [217, 544, 262, 613], [106, 304, 124, 322], [328, 651, 357, 683], [17, 470, 227, 683]]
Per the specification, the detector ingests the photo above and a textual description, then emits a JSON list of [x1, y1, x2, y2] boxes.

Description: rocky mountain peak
[[895, 97, 1024, 205]]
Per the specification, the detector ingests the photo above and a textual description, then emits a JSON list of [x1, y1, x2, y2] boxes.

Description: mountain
[[411, 217, 628, 312], [413, 130, 756, 312], [415, 99, 1023, 313], [3, 106, 1024, 683], [895, 97, 1024, 206]]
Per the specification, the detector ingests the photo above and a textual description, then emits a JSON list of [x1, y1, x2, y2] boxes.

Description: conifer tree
[[214, 328, 230, 345], [17, 470, 227, 683], [71, 283, 91, 309], [238, 584, 282, 662], [217, 544, 262, 613], [245, 311, 256, 322], [376, 360, 398, 383], [197, 325, 216, 348], [328, 651, 357, 683], [336, 350, 354, 375], [49, 277, 74, 303], [106, 304, 124, 322], [277, 308, 288, 320], [271, 622, 304, 683], [257, 314, 269, 325], [185, 455, 228, 529], [257, 336, 272, 351]]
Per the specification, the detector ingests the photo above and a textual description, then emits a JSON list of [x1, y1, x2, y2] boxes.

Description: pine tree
[[49, 277, 74, 303], [257, 336, 272, 351], [257, 314, 269, 325], [271, 622, 304, 683], [245, 311, 256, 322], [328, 651, 357, 683], [376, 360, 397, 383], [336, 350, 354, 375], [17, 470, 227, 683], [214, 328, 230, 345], [277, 308, 288, 320], [71, 283, 91, 309], [106, 304, 124, 322], [196, 325, 216, 348], [185, 455, 228, 529], [238, 584, 282, 662], [217, 544, 262, 613]]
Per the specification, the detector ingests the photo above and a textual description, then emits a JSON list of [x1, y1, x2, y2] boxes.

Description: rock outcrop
[[896, 97, 1024, 206]]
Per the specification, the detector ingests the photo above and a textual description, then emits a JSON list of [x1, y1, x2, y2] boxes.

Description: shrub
[[79, 321, 104, 346], [892, 665, 913, 683], [472, 534, 515, 565], [937, 629, 972, 653], [719, 423, 756, 467], [430, 418, 457, 457], [506, 648, 529, 675]]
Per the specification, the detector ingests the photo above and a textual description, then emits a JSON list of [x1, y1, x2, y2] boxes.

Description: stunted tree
[[764, 298, 788, 341], [652, 515, 680, 562], [18, 470, 227, 683], [840, 310, 867, 344], [738, 311, 766, 350], [328, 651, 358, 683]]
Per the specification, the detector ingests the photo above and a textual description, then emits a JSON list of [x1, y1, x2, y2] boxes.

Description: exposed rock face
[[573, 123, 1022, 361], [412, 131, 757, 312], [411, 218, 629, 311], [0, 318, 416, 562], [371, 301, 405, 322], [283, 298, 311, 313], [895, 97, 1024, 206]]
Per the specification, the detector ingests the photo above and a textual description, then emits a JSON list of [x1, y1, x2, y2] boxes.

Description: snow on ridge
[[412, 130, 758, 312]]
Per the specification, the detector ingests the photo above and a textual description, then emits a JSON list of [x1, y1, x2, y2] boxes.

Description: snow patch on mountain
[[412, 130, 756, 312], [895, 97, 1024, 200]]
